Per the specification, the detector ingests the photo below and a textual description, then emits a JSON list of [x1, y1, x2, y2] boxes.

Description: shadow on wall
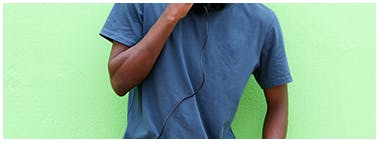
[[232, 76, 267, 139]]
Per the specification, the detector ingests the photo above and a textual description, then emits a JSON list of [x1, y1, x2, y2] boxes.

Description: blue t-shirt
[[100, 3, 292, 139]]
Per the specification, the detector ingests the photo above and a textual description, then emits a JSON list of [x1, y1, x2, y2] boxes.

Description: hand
[[162, 3, 193, 21]]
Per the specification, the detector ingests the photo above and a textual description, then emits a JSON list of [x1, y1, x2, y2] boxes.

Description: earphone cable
[[156, 5, 209, 138]]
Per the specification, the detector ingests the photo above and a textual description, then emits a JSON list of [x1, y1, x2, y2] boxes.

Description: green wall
[[3, 3, 375, 138]]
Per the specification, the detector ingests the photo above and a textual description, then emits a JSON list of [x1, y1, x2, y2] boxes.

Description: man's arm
[[107, 4, 193, 96], [262, 84, 288, 139]]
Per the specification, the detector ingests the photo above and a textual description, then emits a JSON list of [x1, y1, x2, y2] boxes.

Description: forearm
[[262, 102, 288, 139], [108, 9, 183, 96]]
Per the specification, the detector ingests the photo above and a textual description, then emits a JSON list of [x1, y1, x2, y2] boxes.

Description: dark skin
[[262, 84, 288, 139], [107, 3, 288, 139]]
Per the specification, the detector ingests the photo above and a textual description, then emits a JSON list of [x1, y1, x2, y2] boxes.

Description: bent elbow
[[110, 78, 131, 97]]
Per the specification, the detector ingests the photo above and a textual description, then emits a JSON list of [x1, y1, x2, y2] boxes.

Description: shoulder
[[233, 3, 278, 26], [109, 3, 144, 15]]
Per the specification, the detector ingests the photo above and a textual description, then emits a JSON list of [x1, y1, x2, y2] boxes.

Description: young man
[[100, 3, 292, 139]]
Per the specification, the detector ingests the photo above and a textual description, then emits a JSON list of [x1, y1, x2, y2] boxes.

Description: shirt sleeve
[[253, 15, 293, 89], [99, 3, 143, 47]]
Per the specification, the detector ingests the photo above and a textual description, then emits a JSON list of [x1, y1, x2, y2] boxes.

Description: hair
[[190, 3, 226, 14]]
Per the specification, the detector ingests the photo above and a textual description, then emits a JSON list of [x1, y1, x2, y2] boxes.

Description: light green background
[[3, 3, 376, 138]]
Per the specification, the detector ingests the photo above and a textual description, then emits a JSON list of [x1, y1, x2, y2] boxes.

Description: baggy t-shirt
[[100, 3, 293, 139]]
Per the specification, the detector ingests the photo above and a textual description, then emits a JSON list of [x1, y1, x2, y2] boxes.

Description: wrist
[[161, 12, 182, 24]]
